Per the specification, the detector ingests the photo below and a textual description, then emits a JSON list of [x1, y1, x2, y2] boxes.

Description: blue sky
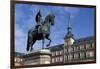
[[15, 4, 95, 53]]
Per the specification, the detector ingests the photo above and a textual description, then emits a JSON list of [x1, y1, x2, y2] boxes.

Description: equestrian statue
[[26, 10, 55, 52]]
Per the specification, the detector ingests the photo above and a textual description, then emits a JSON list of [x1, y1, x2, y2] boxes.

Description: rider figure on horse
[[35, 10, 43, 33]]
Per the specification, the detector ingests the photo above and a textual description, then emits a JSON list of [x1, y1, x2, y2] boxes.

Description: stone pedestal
[[23, 49, 51, 65]]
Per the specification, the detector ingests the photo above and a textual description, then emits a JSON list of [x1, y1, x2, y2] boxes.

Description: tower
[[64, 14, 75, 46], [63, 14, 75, 62]]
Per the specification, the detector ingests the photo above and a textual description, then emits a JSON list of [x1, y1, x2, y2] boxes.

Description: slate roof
[[47, 44, 64, 51], [74, 36, 94, 44]]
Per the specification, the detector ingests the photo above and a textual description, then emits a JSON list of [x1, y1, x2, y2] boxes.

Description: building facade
[[49, 36, 95, 64]]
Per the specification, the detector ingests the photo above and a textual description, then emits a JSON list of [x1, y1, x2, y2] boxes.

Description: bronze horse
[[26, 14, 55, 51]]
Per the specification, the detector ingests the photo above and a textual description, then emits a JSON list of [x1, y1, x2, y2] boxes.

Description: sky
[[14, 4, 95, 53]]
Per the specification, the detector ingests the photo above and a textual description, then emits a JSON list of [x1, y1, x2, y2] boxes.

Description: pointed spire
[[67, 13, 72, 32], [64, 13, 73, 39]]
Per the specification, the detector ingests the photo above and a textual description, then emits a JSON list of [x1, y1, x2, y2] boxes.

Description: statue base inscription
[[23, 49, 51, 65]]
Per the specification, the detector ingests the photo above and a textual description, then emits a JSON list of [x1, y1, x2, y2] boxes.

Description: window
[[55, 51, 58, 55], [92, 43, 94, 48], [20, 59, 23, 62], [53, 58, 55, 62], [67, 40, 70, 45], [80, 52, 85, 59], [60, 56, 63, 62], [52, 52, 54, 56], [57, 51, 58, 55], [80, 45, 85, 50], [55, 57, 59, 62], [57, 57, 59, 62], [74, 46, 79, 51], [68, 54, 73, 60], [86, 51, 94, 58], [55, 57, 57, 62], [64, 55, 67, 61], [64, 42, 68, 46], [15, 58, 17, 62], [74, 46, 76, 51], [70, 54, 73, 60], [56, 51, 59, 55], [68, 55, 70, 60], [89, 51, 94, 57], [86, 44, 91, 49], [52, 58, 54, 63], [60, 50, 62, 55], [86, 51, 90, 58], [64, 49, 68, 53], [56, 57, 59, 62], [65, 55, 68, 61], [55, 51, 57, 55], [65, 40, 69, 46], [74, 53, 79, 59]]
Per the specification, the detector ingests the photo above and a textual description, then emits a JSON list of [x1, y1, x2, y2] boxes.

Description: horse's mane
[[42, 14, 50, 25], [42, 14, 54, 26], [45, 15, 51, 22]]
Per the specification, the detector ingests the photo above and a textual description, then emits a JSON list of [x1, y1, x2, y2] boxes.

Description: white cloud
[[15, 24, 26, 38], [15, 24, 27, 53]]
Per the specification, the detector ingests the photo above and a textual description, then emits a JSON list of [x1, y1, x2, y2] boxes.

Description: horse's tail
[[26, 35, 30, 51]]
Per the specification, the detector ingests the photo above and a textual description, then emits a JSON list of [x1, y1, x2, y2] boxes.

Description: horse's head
[[45, 14, 55, 26], [49, 14, 55, 26]]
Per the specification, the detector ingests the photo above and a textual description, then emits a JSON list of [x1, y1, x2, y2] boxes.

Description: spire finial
[[67, 13, 72, 32]]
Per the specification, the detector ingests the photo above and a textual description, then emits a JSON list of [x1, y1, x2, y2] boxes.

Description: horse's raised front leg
[[46, 37, 51, 47], [30, 40, 36, 52], [42, 39, 44, 49], [42, 34, 45, 49], [30, 42, 33, 52]]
